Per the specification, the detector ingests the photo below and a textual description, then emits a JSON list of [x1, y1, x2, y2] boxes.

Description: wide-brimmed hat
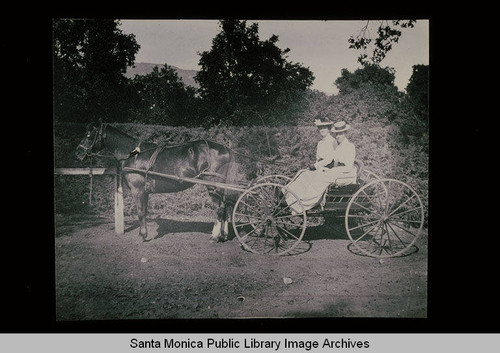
[[314, 118, 333, 127], [331, 121, 351, 133]]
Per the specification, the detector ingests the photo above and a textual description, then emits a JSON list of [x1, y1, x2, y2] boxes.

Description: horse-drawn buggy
[[76, 123, 425, 258]]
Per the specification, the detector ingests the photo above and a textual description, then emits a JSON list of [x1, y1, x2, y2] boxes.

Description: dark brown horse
[[75, 123, 238, 241]]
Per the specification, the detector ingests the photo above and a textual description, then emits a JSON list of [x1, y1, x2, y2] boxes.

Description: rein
[[229, 148, 284, 165]]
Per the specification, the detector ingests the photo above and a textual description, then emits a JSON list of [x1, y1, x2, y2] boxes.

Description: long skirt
[[284, 167, 357, 213]]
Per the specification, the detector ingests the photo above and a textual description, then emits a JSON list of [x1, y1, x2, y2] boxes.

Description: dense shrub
[[55, 117, 428, 223]]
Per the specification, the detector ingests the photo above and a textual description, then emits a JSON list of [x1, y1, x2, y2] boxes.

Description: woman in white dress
[[285, 120, 356, 213]]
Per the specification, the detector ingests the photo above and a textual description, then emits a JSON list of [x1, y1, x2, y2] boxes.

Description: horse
[[75, 123, 238, 242]]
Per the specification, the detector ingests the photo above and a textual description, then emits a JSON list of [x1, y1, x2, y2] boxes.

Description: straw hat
[[331, 121, 351, 133], [314, 117, 333, 127]]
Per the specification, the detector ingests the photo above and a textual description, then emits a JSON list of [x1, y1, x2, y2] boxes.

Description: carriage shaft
[[122, 167, 248, 193]]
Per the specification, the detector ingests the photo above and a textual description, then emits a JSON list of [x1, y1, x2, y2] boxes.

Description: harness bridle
[[78, 123, 109, 159]]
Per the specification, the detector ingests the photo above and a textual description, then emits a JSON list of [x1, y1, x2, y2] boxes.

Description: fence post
[[114, 169, 124, 234]]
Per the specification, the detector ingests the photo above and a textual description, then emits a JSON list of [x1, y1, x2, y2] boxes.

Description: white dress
[[285, 137, 356, 213]]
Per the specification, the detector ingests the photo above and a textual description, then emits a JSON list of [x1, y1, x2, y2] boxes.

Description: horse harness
[[134, 140, 229, 191], [83, 124, 230, 197]]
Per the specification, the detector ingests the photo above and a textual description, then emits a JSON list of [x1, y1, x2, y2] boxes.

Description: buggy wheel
[[254, 174, 292, 186], [232, 182, 306, 255], [359, 169, 382, 185], [345, 179, 424, 258]]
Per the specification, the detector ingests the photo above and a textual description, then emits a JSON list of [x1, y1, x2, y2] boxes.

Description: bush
[[54, 112, 428, 223]]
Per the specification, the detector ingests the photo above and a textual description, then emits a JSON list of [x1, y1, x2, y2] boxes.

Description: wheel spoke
[[388, 206, 422, 220], [386, 219, 420, 238], [274, 196, 300, 216], [351, 200, 379, 214], [233, 212, 266, 222], [348, 217, 382, 232], [385, 221, 410, 249], [383, 222, 393, 251], [346, 178, 423, 258], [238, 224, 263, 241], [235, 219, 265, 229], [275, 224, 301, 241], [238, 198, 263, 215], [390, 217, 422, 225], [360, 187, 386, 212], [350, 221, 382, 243], [233, 182, 306, 255], [388, 193, 416, 218], [275, 219, 303, 229]]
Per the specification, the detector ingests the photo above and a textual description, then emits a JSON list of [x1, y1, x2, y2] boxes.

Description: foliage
[[53, 20, 428, 223], [405, 64, 429, 122], [129, 64, 203, 126], [334, 64, 398, 95], [348, 20, 416, 66], [53, 19, 140, 123], [195, 20, 314, 126], [55, 116, 428, 222]]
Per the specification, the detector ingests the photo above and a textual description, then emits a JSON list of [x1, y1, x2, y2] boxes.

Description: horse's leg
[[142, 192, 150, 240], [219, 197, 232, 242], [212, 196, 233, 242], [131, 187, 148, 240], [211, 200, 224, 241], [223, 201, 233, 240]]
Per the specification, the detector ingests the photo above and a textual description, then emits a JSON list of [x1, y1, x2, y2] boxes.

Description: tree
[[389, 64, 429, 144], [348, 20, 416, 66], [406, 64, 429, 121], [53, 19, 139, 122], [195, 20, 314, 126], [130, 64, 202, 126], [334, 64, 398, 95]]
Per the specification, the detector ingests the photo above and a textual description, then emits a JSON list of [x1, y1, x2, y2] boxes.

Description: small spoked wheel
[[345, 179, 424, 258], [232, 182, 307, 255], [254, 174, 292, 186]]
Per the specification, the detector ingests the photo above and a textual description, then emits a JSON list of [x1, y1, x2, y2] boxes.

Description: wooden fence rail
[[54, 168, 124, 234]]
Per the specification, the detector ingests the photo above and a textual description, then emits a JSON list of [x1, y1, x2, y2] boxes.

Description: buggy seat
[[328, 159, 363, 189], [319, 160, 364, 210]]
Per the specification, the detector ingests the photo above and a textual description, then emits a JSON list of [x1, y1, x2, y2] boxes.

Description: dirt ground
[[55, 214, 427, 321]]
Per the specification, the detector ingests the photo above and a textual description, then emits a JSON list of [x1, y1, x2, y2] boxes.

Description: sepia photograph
[[53, 19, 429, 322]]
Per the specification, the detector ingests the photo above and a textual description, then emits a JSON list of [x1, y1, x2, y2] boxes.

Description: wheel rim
[[345, 178, 424, 258], [359, 169, 381, 185], [232, 182, 306, 255]]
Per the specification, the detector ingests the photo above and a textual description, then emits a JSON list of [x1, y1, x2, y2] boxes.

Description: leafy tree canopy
[[53, 19, 140, 122], [130, 64, 202, 126], [406, 64, 429, 119], [334, 64, 397, 95], [195, 20, 314, 126]]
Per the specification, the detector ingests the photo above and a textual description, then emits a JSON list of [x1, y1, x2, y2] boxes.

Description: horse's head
[[75, 122, 107, 160]]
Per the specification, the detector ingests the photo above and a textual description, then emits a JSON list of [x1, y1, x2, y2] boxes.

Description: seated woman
[[285, 120, 356, 213]]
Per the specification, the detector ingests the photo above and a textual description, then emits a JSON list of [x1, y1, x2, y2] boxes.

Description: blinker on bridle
[[78, 123, 108, 158]]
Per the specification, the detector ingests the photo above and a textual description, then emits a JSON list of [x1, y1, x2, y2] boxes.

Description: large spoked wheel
[[254, 174, 292, 186], [345, 179, 424, 258], [232, 182, 307, 255], [359, 169, 382, 185]]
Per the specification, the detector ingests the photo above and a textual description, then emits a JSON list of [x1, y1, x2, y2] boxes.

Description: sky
[[119, 19, 428, 96]]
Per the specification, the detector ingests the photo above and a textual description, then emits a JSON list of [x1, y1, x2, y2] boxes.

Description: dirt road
[[55, 215, 427, 320]]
